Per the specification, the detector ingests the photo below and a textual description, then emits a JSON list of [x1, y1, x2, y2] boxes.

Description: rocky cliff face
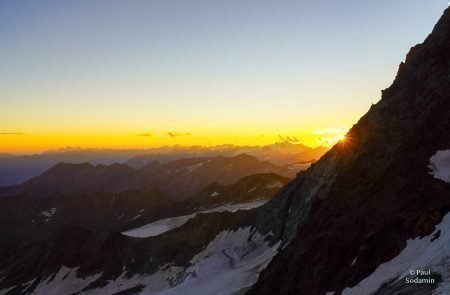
[[248, 7, 450, 295]]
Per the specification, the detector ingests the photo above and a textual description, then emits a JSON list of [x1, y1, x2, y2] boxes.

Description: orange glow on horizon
[[0, 127, 348, 154]]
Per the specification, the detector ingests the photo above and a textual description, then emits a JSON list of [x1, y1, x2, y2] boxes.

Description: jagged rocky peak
[[248, 7, 450, 295]]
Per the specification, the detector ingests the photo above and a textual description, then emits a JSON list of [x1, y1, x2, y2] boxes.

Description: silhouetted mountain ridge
[[0, 142, 327, 187], [0, 154, 300, 201]]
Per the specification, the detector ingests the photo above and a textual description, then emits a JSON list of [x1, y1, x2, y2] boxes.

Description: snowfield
[[122, 214, 196, 238], [156, 228, 280, 295], [30, 266, 102, 295], [122, 200, 268, 238], [5, 226, 278, 295], [429, 150, 450, 183], [342, 213, 450, 295], [83, 228, 278, 295]]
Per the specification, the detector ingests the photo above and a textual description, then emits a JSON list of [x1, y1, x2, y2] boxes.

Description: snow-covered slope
[[122, 214, 196, 238], [429, 150, 450, 183], [340, 151, 450, 294], [24, 227, 279, 295], [122, 200, 267, 238], [31, 267, 102, 295], [156, 228, 279, 295], [343, 213, 450, 295]]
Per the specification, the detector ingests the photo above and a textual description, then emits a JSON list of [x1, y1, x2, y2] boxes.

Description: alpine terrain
[[0, 7, 449, 295]]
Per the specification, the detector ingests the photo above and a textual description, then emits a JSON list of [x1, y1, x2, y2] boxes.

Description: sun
[[337, 134, 346, 142]]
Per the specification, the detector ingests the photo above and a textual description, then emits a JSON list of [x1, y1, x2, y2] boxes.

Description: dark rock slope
[[248, 7, 450, 295], [0, 187, 174, 248], [0, 172, 287, 249], [184, 173, 290, 211]]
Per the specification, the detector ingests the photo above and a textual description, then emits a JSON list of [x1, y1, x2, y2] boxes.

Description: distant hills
[[0, 154, 300, 201], [0, 153, 13, 159], [126, 142, 327, 168], [0, 142, 328, 187]]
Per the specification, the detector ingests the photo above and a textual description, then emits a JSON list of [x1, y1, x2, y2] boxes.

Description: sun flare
[[338, 134, 346, 142]]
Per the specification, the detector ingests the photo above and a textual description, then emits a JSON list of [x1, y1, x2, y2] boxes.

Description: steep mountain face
[[0, 154, 297, 201], [248, 7, 450, 295]]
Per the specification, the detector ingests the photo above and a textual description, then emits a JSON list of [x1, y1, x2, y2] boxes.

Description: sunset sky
[[0, 1, 447, 153]]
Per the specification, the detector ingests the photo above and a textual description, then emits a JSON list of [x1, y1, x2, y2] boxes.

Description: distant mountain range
[[0, 142, 327, 187], [0, 154, 301, 201], [126, 142, 328, 168], [0, 153, 13, 159]]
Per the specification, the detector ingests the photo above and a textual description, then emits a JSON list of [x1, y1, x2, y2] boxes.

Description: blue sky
[[0, 1, 448, 151]]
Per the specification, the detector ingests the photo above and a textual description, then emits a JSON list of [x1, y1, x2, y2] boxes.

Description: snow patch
[[122, 200, 268, 238], [40, 208, 56, 222], [185, 163, 203, 172], [210, 191, 220, 197], [40, 208, 56, 218], [343, 213, 450, 295], [201, 200, 268, 214], [122, 214, 195, 238], [0, 286, 15, 295], [429, 150, 450, 183], [30, 266, 102, 295], [130, 214, 141, 221], [265, 182, 284, 189], [23, 278, 38, 293], [248, 185, 258, 193], [83, 264, 184, 295]]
